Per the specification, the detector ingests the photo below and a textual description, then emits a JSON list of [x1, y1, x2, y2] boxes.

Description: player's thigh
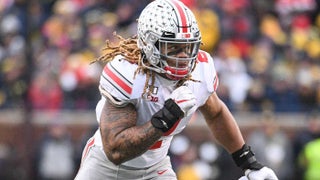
[[75, 145, 118, 180]]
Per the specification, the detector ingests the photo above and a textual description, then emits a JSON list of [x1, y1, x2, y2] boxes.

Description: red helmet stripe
[[171, 0, 188, 33]]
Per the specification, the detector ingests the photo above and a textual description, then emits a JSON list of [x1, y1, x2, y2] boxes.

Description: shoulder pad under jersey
[[195, 50, 219, 93], [99, 56, 138, 104]]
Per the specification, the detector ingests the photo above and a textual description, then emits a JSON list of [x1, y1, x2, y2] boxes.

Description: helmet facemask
[[159, 32, 201, 80], [137, 0, 201, 81]]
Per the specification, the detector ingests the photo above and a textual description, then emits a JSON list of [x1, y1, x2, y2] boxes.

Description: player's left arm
[[197, 50, 244, 152], [199, 93, 278, 180], [199, 92, 244, 153], [196, 50, 278, 179]]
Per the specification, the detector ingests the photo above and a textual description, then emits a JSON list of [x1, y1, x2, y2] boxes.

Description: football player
[[75, 0, 278, 179]]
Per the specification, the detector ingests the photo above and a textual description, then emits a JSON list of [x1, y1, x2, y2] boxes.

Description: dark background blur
[[0, 0, 319, 179]]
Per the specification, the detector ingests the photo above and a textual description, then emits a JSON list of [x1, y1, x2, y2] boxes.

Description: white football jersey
[[93, 50, 219, 168]]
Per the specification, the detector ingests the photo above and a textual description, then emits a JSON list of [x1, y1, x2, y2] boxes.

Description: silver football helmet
[[137, 0, 201, 80]]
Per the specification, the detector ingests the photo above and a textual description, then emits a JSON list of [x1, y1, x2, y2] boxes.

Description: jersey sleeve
[[99, 56, 137, 105], [197, 50, 219, 94]]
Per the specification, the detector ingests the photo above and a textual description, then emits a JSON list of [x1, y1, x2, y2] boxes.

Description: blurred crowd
[[0, 0, 319, 112], [0, 0, 149, 110], [0, 0, 320, 180]]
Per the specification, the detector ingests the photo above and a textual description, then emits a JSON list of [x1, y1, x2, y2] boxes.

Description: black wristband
[[151, 99, 184, 132], [231, 144, 263, 171]]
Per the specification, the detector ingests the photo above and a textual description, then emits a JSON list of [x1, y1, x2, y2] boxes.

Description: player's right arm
[[99, 90, 190, 165], [98, 58, 164, 165], [100, 99, 163, 165], [99, 58, 191, 165]]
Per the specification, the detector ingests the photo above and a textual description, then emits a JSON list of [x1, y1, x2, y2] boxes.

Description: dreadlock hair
[[93, 32, 199, 97]]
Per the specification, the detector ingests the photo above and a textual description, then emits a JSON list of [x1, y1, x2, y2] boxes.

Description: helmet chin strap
[[141, 61, 187, 81], [140, 54, 191, 81], [165, 74, 185, 81], [164, 66, 188, 78]]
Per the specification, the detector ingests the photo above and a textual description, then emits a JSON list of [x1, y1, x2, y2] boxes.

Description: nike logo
[[240, 151, 249, 157], [162, 32, 174, 37], [157, 169, 168, 175], [161, 120, 168, 129]]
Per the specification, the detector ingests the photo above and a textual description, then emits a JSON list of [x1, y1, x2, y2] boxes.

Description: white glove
[[169, 86, 197, 117], [238, 167, 278, 180]]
